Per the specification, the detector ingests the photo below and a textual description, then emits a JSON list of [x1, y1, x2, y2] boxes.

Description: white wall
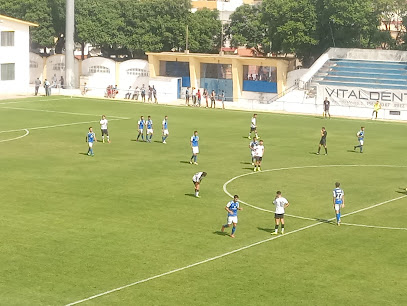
[[80, 57, 116, 96], [0, 19, 30, 94], [119, 59, 150, 90], [45, 54, 80, 87], [149, 77, 180, 103], [29, 52, 43, 83]]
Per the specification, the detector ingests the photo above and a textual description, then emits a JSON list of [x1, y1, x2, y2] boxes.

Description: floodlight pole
[[65, 0, 75, 89]]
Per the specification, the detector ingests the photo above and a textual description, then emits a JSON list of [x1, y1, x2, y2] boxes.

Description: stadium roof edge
[[0, 14, 38, 27], [146, 52, 296, 61]]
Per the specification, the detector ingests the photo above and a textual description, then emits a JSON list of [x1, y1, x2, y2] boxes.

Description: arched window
[[30, 61, 38, 68], [53, 63, 65, 71], [126, 68, 149, 77], [89, 65, 110, 74]]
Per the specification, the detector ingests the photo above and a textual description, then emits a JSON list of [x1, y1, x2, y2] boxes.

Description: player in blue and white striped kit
[[221, 195, 243, 238], [190, 131, 199, 165], [162, 116, 169, 144], [146, 115, 153, 142], [354, 126, 365, 153], [333, 182, 345, 226], [136, 116, 145, 141], [86, 127, 96, 156]]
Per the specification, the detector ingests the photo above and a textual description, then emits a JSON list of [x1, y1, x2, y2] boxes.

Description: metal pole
[[185, 25, 189, 52], [65, 0, 75, 89]]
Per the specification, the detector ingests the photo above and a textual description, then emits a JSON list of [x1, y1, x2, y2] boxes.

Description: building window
[[1, 31, 14, 46], [243, 65, 277, 82], [89, 65, 110, 74], [126, 68, 149, 76], [53, 63, 65, 71], [30, 61, 38, 68], [1, 63, 15, 80], [201, 63, 232, 79]]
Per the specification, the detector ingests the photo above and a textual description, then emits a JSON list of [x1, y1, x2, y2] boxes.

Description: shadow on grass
[[184, 193, 196, 197], [180, 161, 191, 164], [347, 149, 359, 153], [78, 152, 89, 156], [242, 167, 254, 170], [395, 188, 407, 195], [309, 152, 318, 155], [154, 140, 163, 144], [257, 227, 273, 233], [240, 161, 252, 165], [315, 218, 335, 225], [213, 231, 229, 236]]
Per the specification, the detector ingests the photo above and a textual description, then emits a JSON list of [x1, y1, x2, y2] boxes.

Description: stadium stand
[[310, 58, 407, 91]]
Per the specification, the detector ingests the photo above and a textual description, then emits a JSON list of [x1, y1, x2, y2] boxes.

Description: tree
[[227, 4, 268, 53], [315, 0, 381, 51], [186, 8, 222, 53], [120, 0, 191, 57], [0, 0, 63, 50], [75, 0, 126, 58], [262, 0, 318, 59]]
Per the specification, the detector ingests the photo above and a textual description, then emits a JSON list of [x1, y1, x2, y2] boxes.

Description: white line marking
[[65, 179, 406, 305], [223, 164, 407, 221], [65, 221, 324, 306], [0, 106, 129, 119], [0, 97, 71, 105], [0, 118, 126, 134], [340, 222, 407, 230], [0, 129, 29, 143]]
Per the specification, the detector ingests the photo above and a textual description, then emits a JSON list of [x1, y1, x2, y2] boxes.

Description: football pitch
[[0, 96, 406, 305]]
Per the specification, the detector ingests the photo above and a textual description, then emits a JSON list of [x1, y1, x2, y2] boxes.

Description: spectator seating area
[[314, 59, 407, 90]]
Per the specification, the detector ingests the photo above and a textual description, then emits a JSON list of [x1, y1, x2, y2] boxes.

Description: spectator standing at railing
[[191, 87, 197, 106], [60, 76, 64, 88], [141, 85, 146, 102], [147, 85, 153, 103], [44, 79, 51, 96], [153, 85, 157, 103], [34, 77, 41, 96], [323, 97, 331, 119], [197, 89, 201, 107], [203, 88, 209, 108], [219, 90, 225, 109], [185, 87, 190, 106], [132, 86, 139, 100], [210, 90, 216, 108]]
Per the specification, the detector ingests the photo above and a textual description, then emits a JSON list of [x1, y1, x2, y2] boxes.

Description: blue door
[[177, 78, 181, 99]]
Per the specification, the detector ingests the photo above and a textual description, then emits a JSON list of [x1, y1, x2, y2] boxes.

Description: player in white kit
[[99, 115, 110, 143], [253, 140, 264, 171], [192, 171, 207, 198], [249, 137, 258, 166], [271, 191, 290, 235], [248, 113, 259, 139]]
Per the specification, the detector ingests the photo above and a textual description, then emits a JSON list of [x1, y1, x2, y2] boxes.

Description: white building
[[0, 14, 38, 95]]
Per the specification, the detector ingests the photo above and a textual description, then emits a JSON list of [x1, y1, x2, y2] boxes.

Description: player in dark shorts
[[317, 127, 327, 155], [323, 97, 331, 119]]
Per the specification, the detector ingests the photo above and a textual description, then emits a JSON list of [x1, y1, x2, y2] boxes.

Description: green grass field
[[0, 96, 406, 305]]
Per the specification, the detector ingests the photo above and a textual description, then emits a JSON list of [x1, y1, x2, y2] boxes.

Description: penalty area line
[[0, 118, 126, 134], [64, 193, 405, 305], [0, 106, 129, 120], [0, 97, 71, 105], [340, 222, 407, 231]]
